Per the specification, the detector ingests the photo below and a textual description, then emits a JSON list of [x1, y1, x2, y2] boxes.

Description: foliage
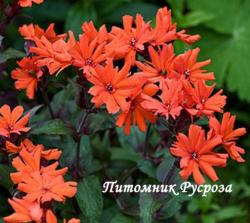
[[0, 0, 249, 223]]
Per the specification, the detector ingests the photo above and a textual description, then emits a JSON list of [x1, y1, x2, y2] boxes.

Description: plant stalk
[[75, 110, 92, 179], [41, 90, 55, 119], [144, 124, 152, 157]]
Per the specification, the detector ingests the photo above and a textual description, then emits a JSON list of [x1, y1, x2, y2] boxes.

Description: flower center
[[191, 152, 198, 159], [165, 104, 171, 111], [7, 125, 14, 131], [130, 37, 137, 47], [41, 185, 51, 194], [131, 101, 138, 110], [201, 97, 206, 104], [126, 97, 131, 102], [85, 58, 93, 66], [160, 70, 167, 76], [184, 69, 190, 78], [106, 83, 114, 93], [29, 71, 37, 78]]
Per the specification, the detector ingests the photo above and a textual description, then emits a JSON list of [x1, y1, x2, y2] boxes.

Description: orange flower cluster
[[14, 7, 200, 128], [11, 24, 67, 99], [11, 6, 246, 186], [0, 105, 78, 222], [170, 119, 246, 185], [18, 0, 44, 8]]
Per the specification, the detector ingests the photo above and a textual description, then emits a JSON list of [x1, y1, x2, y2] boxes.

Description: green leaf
[[188, 0, 250, 101], [188, 192, 213, 213], [111, 148, 141, 163], [65, 1, 97, 36], [76, 176, 103, 223], [23, 0, 71, 21], [201, 215, 216, 223], [194, 115, 209, 126], [158, 197, 181, 220], [96, 0, 129, 17], [0, 164, 13, 192], [60, 136, 98, 174], [30, 119, 74, 136], [91, 132, 111, 162], [138, 160, 156, 179], [167, 0, 185, 16], [188, 0, 241, 34], [51, 83, 78, 123], [83, 111, 116, 135], [178, 11, 214, 28], [117, 126, 145, 150], [0, 48, 25, 63], [156, 156, 175, 183], [26, 104, 44, 118], [139, 193, 161, 223], [101, 205, 120, 223], [106, 2, 158, 23], [212, 206, 247, 221], [110, 213, 136, 223]]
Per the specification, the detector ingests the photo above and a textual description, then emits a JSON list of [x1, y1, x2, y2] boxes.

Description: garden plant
[[0, 0, 249, 222]]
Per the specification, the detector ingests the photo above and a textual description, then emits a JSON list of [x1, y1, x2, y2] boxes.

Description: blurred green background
[[1, 0, 250, 222]]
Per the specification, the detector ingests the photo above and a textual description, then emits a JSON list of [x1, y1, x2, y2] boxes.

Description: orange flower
[[30, 31, 76, 75], [19, 23, 66, 43], [69, 35, 107, 76], [178, 79, 196, 111], [142, 79, 183, 119], [176, 30, 200, 45], [116, 83, 158, 134], [18, 173, 77, 203], [184, 81, 226, 116], [11, 147, 67, 184], [46, 210, 80, 223], [150, 7, 200, 46], [11, 148, 77, 203], [208, 112, 247, 162], [106, 14, 151, 65], [66, 219, 80, 223], [46, 210, 81, 223], [46, 210, 57, 223], [169, 48, 214, 82], [4, 198, 42, 223], [18, 0, 44, 7], [82, 21, 108, 44], [6, 139, 62, 160], [0, 105, 30, 138], [136, 44, 175, 86], [170, 124, 227, 185], [87, 59, 139, 114], [150, 7, 176, 46], [19, 24, 44, 40], [11, 57, 43, 99]]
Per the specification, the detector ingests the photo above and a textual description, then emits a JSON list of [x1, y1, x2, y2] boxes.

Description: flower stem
[[144, 124, 152, 157], [41, 90, 55, 119], [39, 74, 55, 119], [75, 137, 81, 178], [75, 110, 92, 179]]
